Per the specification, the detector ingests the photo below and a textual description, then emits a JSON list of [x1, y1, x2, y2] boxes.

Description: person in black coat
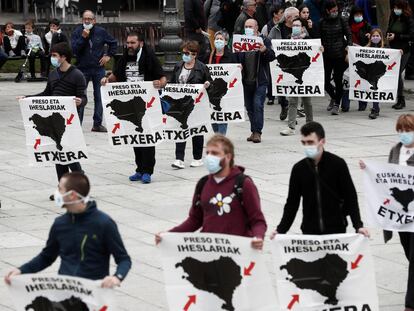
[[349, 6, 372, 47], [43, 19, 69, 76]]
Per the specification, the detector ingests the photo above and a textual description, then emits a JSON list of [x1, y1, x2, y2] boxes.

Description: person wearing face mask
[[208, 30, 237, 136], [101, 32, 167, 184], [359, 114, 414, 311], [155, 135, 267, 250], [170, 41, 212, 170], [17, 42, 87, 200], [4, 172, 131, 289], [272, 121, 370, 238], [71, 10, 118, 133], [234, 0, 257, 34], [204, 0, 223, 51], [386, 0, 414, 110]]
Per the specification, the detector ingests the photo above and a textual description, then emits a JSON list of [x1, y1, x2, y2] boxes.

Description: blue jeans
[[212, 123, 228, 135], [341, 90, 350, 110], [81, 67, 105, 127], [244, 84, 267, 134]]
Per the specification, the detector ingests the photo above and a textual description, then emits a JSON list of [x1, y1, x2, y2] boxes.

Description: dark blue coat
[[19, 201, 131, 281]]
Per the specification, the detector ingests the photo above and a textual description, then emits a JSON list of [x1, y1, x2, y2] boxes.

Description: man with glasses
[[234, 0, 257, 34], [71, 10, 117, 132]]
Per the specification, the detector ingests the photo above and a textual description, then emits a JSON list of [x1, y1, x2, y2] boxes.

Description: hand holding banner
[[232, 35, 264, 53]]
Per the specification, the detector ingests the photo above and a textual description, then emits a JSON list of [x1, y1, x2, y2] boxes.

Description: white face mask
[[54, 189, 89, 208], [303, 145, 320, 159], [83, 23, 93, 30]]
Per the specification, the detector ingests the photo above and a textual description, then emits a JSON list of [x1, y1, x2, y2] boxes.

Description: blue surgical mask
[[394, 9, 402, 16], [292, 26, 302, 37], [50, 56, 60, 68], [244, 28, 255, 36], [214, 39, 225, 51], [304, 145, 320, 159], [354, 16, 363, 23], [83, 23, 93, 30], [399, 132, 414, 146], [182, 53, 192, 63], [204, 154, 222, 174], [330, 12, 338, 18]]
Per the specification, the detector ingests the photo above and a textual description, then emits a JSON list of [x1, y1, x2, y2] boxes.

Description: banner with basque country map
[[101, 81, 164, 147], [8, 274, 116, 311], [349, 46, 401, 103], [270, 39, 325, 97], [160, 84, 211, 142], [271, 234, 378, 311], [20, 96, 88, 166], [363, 160, 414, 231], [232, 34, 264, 53], [159, 232, 277, 311], [207, 64, 245, 123]]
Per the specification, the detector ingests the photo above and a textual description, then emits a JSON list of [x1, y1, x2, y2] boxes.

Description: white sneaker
[[280, 127, 295, 136], [171, 160, 185, 169], [190, 159, 204, 167]]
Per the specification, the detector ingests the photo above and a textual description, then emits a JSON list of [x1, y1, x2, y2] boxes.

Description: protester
[[387, 0, 414, 110], [360, 114, 414, 310], [255, 0, 269, 31], [273, 122, 370, 236], [303, 0, 323, 28], [298, 4, 320, 38], [320, 0, 351, 115], [4, 172, 131, 288], [43, 18, 69, 75], [24, 20, 47, 79], [170, 41, 212, 169], [261, 4, 285, 37], [234, 0, 257, 34], [217, 0, 243, 35], [208, 30, 237, 136], [239, 19, 275, 143], [72, 10, 117, 132], [280, 18, 314, 136], [3, 22, 25, 57], [204, 0, 222, 50], [155, 135, 267, 250]]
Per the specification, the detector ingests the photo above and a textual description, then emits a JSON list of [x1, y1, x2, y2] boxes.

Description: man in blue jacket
[[4, 172, 131, 288], [71, 10, 117, 133]]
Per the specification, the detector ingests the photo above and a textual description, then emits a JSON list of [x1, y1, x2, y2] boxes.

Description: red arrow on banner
[[312, 53, 320, 62], [195, 92, 204, 103], [229, 78, 238, 88], [383, 198, 390, 205], [34, 138, 41, 150], [162, 116, 167, 124], [183, 295, 196, 311], [277, 74, 283, 83], [112, 123, 120, 134], [66, 113, 75, 125], [147, 96, 155, 108], [388, 61, 397, 70], [354, 80, 361, 88], [243, 261, 256, 276], [98, 306, 108, 311], [351, 254, 364, 269], [287, 294, 299, 310]]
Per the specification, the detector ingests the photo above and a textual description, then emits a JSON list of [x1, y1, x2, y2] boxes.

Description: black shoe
[[14, 72, 23, 83], [327, 99, 335, 111], [358, 104, 367, 111], [91, 125, 108, 132], [393, 96, 406, 110], [49, 194, 54, 201], [341, 107, 349, 112], [297, 108, 306, 118], [267, 98, 275, 105], [368, 109, 379, 119], [280, 106, 288, 120]]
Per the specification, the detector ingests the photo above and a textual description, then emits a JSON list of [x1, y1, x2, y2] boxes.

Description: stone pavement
[[0, 79, 413, 311]]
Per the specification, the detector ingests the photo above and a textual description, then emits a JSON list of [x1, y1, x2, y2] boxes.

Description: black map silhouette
[[176, 256, 242, 311], [281, 254, 349, 305], [25, 296, 89, 311], [353, 60, 387, 90], [206, 78, 228, 111], [276, 52, 311, 84], [29, 113, 66, 151], [390, 187, 414, 212], [106, 96, 147, 132], [161, 95, 195, 129]]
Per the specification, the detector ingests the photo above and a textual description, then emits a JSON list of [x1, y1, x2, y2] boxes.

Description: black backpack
[[194, 173, 247, 207]]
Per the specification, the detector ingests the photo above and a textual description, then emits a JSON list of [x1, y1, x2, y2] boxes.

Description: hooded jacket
[[19, 201, 131, 281], [170, 166, 267, 239]]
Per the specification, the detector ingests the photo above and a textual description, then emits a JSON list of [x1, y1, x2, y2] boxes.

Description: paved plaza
[[0, 79, 413, 310]]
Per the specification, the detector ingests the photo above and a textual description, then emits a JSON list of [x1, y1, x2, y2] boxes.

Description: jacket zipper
[[314, 165, 325, 233], [80, 234, 88, 261]]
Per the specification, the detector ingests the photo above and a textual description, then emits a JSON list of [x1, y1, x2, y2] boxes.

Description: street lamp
[[159, 0, 183, 78]]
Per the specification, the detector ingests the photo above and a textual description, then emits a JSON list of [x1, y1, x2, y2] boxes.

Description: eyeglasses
[[83, 17, 95, 21], [182, 51, 197, 56]]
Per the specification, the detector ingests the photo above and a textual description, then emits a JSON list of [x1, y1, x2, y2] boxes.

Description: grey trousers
[[288, 97, 313, 129], [376, 0, 390, 36]]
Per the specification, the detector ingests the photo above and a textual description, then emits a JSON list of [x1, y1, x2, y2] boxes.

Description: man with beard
[[101, 32, 166, 184]]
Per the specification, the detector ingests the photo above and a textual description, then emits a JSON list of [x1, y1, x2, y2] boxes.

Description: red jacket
[[170, 166, 267, 239]]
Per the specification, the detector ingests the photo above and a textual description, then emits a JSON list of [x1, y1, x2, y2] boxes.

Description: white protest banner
[[207, 64, 245, 123], [101, 81, 164, 147], [363, 160, 414, 231], [349, 46, 401, 103], [270, 39, 325, 97], [160, 84, 211, 142], [159, 232, 277, 311], [20, 96, 88, 166], [8, 274, 116, 311], [232, 34, 264, 53], [342, 68, 350, 91], [271, 234, 378, 311]]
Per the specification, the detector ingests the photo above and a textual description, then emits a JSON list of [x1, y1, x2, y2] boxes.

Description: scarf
[[351, 21, 365, 45]]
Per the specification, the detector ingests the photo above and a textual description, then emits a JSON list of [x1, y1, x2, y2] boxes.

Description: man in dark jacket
[[71, 10, 117, 132], [5, 172, 131, 288], [234, 0, 257, 34], [238, 19, 276, 143], [273, 122, 370, 236], [156, 135, 267, 250], [101, 32, 167, 184]]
